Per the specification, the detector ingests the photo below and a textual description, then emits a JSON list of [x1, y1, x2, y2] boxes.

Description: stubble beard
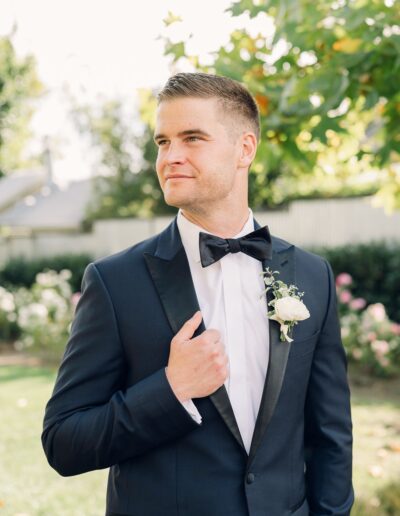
[[164, 180, 234, 218]]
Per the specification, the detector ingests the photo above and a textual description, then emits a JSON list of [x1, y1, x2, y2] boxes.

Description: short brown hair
[[157, 72, 260, 141]]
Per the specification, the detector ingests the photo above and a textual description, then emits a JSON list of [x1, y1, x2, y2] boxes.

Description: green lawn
[[0, 363, 399, 515], [350, 371, 400, 514], [0, 365, 107, 516]]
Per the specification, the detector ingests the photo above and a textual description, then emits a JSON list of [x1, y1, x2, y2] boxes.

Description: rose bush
[[1, 267, 399, 374], [0, 269, 80, 362], [0, 286, 20, 342], [336, 273, 400, 377]]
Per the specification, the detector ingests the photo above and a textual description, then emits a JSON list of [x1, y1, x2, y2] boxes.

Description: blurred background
[[0, 0, 399, 514]]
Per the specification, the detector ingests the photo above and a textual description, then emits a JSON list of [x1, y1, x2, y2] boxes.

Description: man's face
[[154, 96, 242, 212]]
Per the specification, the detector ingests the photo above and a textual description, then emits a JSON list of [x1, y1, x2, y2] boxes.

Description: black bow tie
[[199, 226, 272, 268]]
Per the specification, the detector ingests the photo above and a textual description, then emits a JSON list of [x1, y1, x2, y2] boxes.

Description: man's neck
[[180, 207, 250, 238]]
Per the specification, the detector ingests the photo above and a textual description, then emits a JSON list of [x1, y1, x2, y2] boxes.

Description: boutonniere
[[261, 268, 310, 343]]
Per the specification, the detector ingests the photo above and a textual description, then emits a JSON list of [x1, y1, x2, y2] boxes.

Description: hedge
[[0, 254, 92, 293]]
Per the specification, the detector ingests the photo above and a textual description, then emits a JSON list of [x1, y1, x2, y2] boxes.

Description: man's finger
[[175, 311, 203, 342]]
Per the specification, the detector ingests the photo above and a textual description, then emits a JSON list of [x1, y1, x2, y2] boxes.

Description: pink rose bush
[[336, 272, 353, 287], [336, 273, 400, 377]]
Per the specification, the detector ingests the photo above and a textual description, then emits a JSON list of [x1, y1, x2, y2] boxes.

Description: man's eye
[[186, 136, 200, 142], [157, 140, 168, 146]]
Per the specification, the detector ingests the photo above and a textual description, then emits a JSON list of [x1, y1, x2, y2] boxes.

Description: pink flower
[[336, 273, 353, 287], [390, 323, 400, 335], [350, 298, 367, 310], [371, 340, 390, 356], [352, 348, 362, 360], [339, 290, 352, 304], [377, 356, 390, 368], [367, 332, 377, 342], [367, 303, 386, 322], [71, 292, 81, 310]]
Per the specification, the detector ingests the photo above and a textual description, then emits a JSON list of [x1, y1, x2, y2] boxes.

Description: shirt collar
[[177, 208, 255, 264]]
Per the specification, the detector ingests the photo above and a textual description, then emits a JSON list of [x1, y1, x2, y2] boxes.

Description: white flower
[[60, 269, 72, 280], [36, 272, 56, 287], [18, 303, 48, 328], [270, 297, 310, 342], [261, 268, 310, 343], [367, 303, 386, 323], [0, 290, 15, 312], [41, 288, 59, 303], [273, 297, 310, 322]]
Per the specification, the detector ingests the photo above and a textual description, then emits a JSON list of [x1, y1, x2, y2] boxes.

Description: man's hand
[[165, 311, 229, 402]]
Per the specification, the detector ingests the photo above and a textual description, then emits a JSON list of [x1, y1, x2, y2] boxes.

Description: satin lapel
[[143, 220, 246, 452], [247, 241, 295, 467]]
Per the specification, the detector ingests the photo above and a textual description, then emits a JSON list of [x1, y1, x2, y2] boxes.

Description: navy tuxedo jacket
[[42, 217, 354, 516]]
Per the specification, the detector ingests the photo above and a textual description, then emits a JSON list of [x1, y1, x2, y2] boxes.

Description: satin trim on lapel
[[247, 221, 295, 467], [143, 218, 246, 452]]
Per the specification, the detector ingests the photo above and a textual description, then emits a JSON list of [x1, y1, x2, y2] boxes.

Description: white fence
[[0, 196, 399, 267]]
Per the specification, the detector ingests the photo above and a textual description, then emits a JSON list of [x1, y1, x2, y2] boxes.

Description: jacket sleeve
[[41, 263, 201, 477], [304, 259, 354, 516]]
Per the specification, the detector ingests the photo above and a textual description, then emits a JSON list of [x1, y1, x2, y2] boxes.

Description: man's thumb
[[176, 311, 202, 342]]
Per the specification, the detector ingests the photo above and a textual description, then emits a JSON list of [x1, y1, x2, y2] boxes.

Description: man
[[42, 73, 354, 516]]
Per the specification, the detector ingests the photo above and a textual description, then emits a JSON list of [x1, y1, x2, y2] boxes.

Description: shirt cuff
[[180, 399, 202, 424]]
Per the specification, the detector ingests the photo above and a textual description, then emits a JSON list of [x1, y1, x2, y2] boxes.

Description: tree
[[71, 91, 176, 226], [163, 0, 400, 211], [0, 33, 43, 176]]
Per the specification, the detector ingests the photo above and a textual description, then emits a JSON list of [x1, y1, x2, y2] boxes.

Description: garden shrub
[[336, 272, 400, 377], [0, 270, 80, 361], [0, 253, 92, 293], [0, 286, 20, 341], [313, 241, 400, 322]]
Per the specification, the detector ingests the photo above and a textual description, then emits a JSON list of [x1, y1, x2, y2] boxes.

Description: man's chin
[[163, 194, 192, 210]]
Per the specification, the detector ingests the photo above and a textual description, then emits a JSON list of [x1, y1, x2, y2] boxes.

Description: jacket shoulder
[[271, 234, 328, 271], [91, 231, 160, 276]]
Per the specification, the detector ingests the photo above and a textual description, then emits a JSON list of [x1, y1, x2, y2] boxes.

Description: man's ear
[[238, 132, 258, 168]]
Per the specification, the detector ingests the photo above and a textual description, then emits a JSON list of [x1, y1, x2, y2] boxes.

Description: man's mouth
[[165, 175, 193, 180]]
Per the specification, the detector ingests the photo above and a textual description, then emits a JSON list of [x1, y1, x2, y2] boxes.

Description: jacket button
[[246, 473, 255, 484]]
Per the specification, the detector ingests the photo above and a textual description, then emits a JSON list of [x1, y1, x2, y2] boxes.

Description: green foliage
[[0, 34, 43, 174], [163, 0, 400, 210], [0, 254, 92, 293], [71, 96, 176, 222], [313, 241, 400, 322]]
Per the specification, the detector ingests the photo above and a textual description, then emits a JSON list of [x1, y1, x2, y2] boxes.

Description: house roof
[[0, 170, 47, 213], [0, 176, 93, 232]]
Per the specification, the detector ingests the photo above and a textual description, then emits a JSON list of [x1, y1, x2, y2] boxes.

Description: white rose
[[273, 296, 310, 322], [0, 292, 15, 312]]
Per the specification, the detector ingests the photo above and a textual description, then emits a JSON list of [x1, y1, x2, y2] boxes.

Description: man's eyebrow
[[153, 129, 211, 142]]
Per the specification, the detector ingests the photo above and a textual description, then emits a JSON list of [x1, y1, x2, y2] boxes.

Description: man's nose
[[165, 142, 186, 165]]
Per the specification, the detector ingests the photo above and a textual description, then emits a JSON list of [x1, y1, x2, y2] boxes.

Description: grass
[[349, 369, 400, 513], [0, 362, 399, 515], [0, 364, 107, 516]]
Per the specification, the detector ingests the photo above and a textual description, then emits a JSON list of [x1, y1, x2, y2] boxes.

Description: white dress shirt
[[176, 208, 270, 454]]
